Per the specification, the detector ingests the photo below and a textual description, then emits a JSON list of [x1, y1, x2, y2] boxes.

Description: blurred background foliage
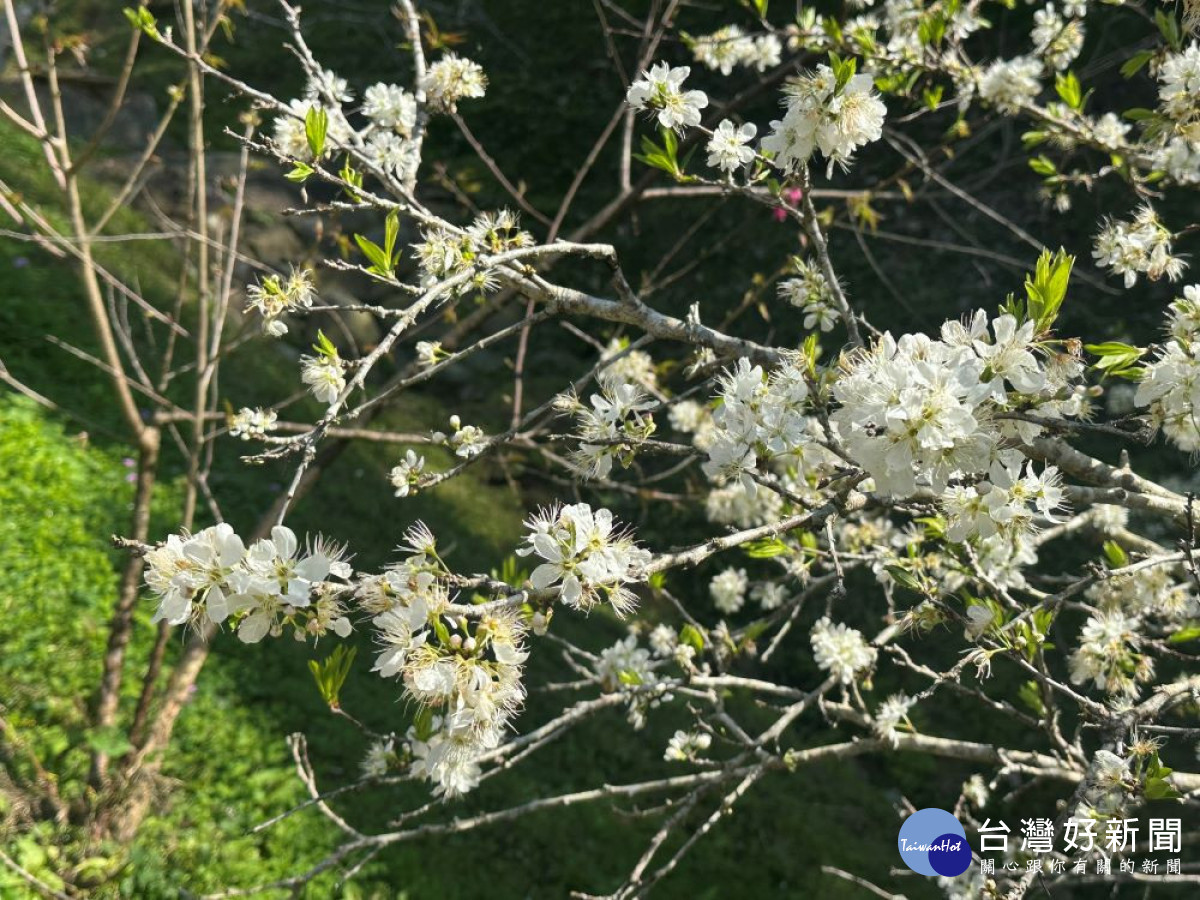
[[1, 0, 1193, 897]]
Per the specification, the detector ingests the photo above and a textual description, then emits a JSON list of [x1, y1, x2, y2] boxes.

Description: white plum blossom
[[1092, 206, 1186, 287], [362, 83, 417, 135], [570, 375, 656, 480], [300, 352, 346, 406], [421, 54, 487, 113], [518, 503, 649, 615], [143, 524, 349, 642], [778, 258, 837, 331], [977, 57, 1044, 113], [416, 340, 442, 367], [1136, 286, 1200, 452], [691, 27, 781, 74], [245, 266, 316, 336], [228, 407, 277, 440], [1069, 611, 1151, 695], [145, 524, 246, 628], [873, 693, 915, 747], [389, 449, 426, 497], [810, 617, 876, 684], [433, 415, 487, 458], [761, 64, 886, 172], [752, 581, 787, 611], [361, 736, 395, 778], [1032, 5, 1084, 71], [602, 338, 659, 390], [706, 119, 757, 174], [709, 567, 749, 614], [1158, 43, 1200, 125], [626, 62, 709, 132], [664, 729, 712, 761], [305, 67, 353, 104]]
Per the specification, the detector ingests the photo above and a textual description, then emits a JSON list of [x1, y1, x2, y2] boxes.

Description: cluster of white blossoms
[[706, 119, 758, 174], [362, 82, 417, 135], [761, 63, 887, 172], [1092, 206, 1185, 287], [831, 310, 1079, 498], [228, 407, 277, 441], [700, 357, 812, 493], [270, 54, 482, 184], [413, 208, 532, 292], [517, 503, 650, 615], [941, 454, 1065, 543], [778, 257, 837, 332], [564, 374, 656, 480], [810, 617, 877, 684], [432, 414, 487, 459], [144, 524, 352, 643], [1072, 749, 1137, 824], [601, 338, 659, 391], [389, 449, 426, 497], [1136, 286, 1200, 452], [704, 481, 784, 528], [1031, 4, 1085, 72], [245, 267, 316, 337], [1068, 610, 1152, 695], [664, 729, 712, 762], [1158, 43, 1200, 127], [976, 57, 1044, 113], [1086, 561, 1198, 621], [626, 63, 710, 132], [595, 634, 671, 728], [709, 567, 749, 614], [362, 523, 527, 797], [420, 53, 487, 114], [690, 26, 781, 75], [360, 81, 419, 180]]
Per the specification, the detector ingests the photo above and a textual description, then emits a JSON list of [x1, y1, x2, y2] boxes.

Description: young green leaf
[[305, 106, 329, 159]]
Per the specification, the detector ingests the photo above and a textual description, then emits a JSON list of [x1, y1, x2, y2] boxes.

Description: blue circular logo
[[898, 808, 971, 877]]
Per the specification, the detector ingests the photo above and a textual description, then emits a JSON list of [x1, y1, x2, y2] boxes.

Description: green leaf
[[1055, 71, 1083, 111], [312, 329, 338, 359], [1168, 624, 1200, 644], [618, 669, 643, 686], [680, 623, 706, 653], [1085, 341, 1146, 379], [743, 536, 789, 558], [305, 106, 328, 159], [384, 209, 400, 268], [123, 7, 160, 39], [286, 161, 314, 183], [1023, 248, 1073, 333], [1102, 540, 1128, 568], [1120, 50, 1156, 79], [885, 564, 923, 593], [308, 644, 357, 707], [354, 233, 392, 276], [1155, 9, 1182, 50], [1028, 155, 1057, 177], [1017, 680, 1045, 716]]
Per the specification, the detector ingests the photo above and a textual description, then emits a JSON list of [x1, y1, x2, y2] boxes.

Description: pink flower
[[773, 187, 804, 222]]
